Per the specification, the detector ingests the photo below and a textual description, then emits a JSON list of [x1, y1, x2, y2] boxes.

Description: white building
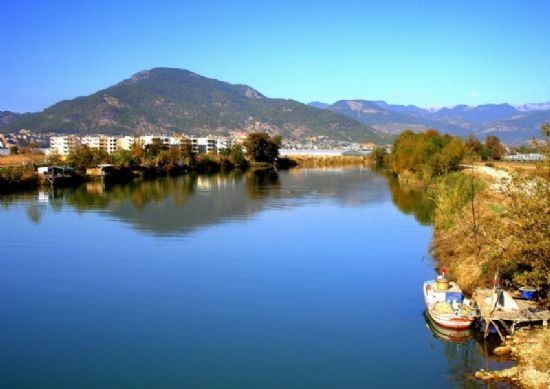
[[49, 135, 81, 155], [118, 136, 138, 151], [101, 136, 119, 154], [49, 134, 233, 155], [81, 136, 101, 149], [139, 135, 171, 147], [81, 135, 119, 154], [189, 136, 232, 154], [504, 153, 544, 162]]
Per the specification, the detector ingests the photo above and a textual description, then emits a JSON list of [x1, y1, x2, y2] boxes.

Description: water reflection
[[0, 167, 513, 387], [424, 312, 515, 388], [387, 176, 434, 225], [1, 168, 391, 236]]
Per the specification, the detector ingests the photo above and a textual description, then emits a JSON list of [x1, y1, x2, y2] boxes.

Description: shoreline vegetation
[[0, 133, 381, 194], [385, 124, 550, 388], [0, 132, 297, 193]]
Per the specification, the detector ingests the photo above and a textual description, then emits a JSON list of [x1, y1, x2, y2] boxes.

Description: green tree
[[228, 144, 247, 168], [389, 129, 465, 179], [67, 145, 109, 171], [244, 132, 281, 163], [371, 147, 388, 168]]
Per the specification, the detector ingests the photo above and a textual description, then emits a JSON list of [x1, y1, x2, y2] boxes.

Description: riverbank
[[427, 166, 549, 387], [475, 328, 550, 388]]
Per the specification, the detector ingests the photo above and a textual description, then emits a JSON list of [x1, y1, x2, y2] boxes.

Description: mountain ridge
[[310, 99, 550, 143], [2, 68, 386, 143]]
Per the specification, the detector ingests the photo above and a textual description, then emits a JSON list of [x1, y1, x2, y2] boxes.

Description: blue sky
[[1, 0, 549, 112]]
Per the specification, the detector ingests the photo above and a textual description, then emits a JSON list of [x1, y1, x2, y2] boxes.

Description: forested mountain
[[0, 111, 24, 127], [3, 68, 385, 143]]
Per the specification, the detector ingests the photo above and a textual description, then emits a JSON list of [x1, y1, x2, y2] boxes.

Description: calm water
[[0, 168, 511, 388]]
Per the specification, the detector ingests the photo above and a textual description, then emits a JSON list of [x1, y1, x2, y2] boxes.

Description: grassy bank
[[429, 170, 549, 298], [0, 165, 39, 192], [385, 127, 549, 387]]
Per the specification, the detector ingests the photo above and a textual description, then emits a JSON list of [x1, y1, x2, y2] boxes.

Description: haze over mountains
[[1, 67, 548, 144], [310, 100, 550, 143]]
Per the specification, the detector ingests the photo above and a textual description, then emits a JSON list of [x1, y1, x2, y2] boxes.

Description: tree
[[371, 147, 388, 168], [497, 175, 550, 293], [485, 136, 505, 160], [389, 129, 465, 179], [67, 145, 109, 171], [244, 132, 280, 163], [228, 144, 247, 168], [464, 135, 482, 155], [9, 145, 19, 155]]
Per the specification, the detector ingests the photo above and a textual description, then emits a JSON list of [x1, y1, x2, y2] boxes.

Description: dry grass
[[431, 175, 509, 294], [474, 161, 548, 178], [289, 155, 372, 167], [0, 153, 47, 166]]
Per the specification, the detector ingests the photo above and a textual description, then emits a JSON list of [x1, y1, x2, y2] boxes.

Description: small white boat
[[423, 269, 476, 329]]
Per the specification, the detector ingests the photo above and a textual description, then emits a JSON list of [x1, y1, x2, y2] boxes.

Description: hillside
[[0, 111, 24, 127], [311, 100, 550, 143], [3, 68, 385, 143]]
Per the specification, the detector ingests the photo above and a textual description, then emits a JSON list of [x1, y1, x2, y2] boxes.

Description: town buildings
[[48, 134, 235, 155]]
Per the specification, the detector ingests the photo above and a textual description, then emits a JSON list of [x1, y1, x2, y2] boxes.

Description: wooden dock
[[473, 288, 550, 340]]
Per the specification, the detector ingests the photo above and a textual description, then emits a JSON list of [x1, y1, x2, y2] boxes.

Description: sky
[[1, 0, 549, 112]]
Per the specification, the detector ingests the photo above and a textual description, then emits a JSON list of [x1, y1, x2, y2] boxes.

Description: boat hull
[[425, 311, 474, 329]]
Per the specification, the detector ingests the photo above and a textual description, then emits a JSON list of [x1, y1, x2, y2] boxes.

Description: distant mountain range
[[1, 68, 385, 143], [309, 100, 550, 143]]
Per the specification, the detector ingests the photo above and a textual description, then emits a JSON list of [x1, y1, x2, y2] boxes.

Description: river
[[0, 168, 512, 388]]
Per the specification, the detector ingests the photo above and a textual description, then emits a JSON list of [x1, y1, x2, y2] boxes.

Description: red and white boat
[[423, 268, 476, 329]]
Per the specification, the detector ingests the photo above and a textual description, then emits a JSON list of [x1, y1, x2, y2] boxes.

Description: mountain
[[4, 68, 385, 143], [310, 100, 550, 143], [478, 109, 550, 143], [0, 111, 24, 127], [308, 101, 330, 109], [314, 100, 471, 136], [430, 103, 519, 125], [513, 102, 550, 112]]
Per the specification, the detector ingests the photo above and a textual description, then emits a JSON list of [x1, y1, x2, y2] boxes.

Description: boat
[[423, 311, 473, 343], [423, 268, 476, 329]]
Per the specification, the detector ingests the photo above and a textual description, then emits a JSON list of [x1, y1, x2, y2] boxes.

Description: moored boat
[[423, 268, 476, 329], [423, 311, 473, 343]]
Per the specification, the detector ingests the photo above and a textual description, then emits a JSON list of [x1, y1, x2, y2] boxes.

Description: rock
[[493, 346, 512, 356]]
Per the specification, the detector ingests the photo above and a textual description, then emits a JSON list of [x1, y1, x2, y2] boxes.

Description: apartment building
[[118, 136, 138, 151], [49, 135, 81, 155], [81, 135, 119, 154], [49, 134, 234, 155]]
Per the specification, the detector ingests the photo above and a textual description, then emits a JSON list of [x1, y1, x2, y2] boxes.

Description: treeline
[[383, 129, 509, 181], [388, 129, 465, 180]]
